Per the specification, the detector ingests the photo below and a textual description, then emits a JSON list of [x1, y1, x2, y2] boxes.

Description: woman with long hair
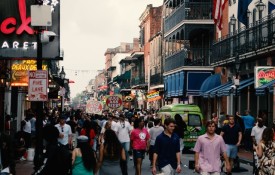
[[254, 128, 275, 175], [95, 129, 126, 175], [80, 120, 96, 149], [72, 135, 96, 175]]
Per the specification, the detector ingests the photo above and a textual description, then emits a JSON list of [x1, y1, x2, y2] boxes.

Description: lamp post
[[230, 14, 236, 34], [247, 9, 251, 27], [234, 55, 240, 113], [59, 66, 66, 113], [256, 0, 265, 20]]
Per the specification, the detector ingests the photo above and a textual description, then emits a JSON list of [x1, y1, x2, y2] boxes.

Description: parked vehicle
[[157, 104, 205, 149]]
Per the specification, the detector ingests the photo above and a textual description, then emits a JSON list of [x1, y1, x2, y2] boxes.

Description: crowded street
[[1, 0, 275, 175]]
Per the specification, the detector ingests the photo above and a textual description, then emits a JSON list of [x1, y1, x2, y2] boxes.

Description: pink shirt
[[130, 128, 150, 150], [193, 133, 226, 173]]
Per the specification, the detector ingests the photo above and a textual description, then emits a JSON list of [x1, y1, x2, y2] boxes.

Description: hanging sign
[[28, 70, 48, 101]]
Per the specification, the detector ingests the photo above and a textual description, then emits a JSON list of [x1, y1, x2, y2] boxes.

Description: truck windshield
[[188, 114, 201, 126]]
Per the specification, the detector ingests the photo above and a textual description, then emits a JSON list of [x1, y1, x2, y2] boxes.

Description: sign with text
[[11, 60, 47, 86], [105, 95, 123, 110], [0, 0, 61, 59], [254, 66, 275, 88], [146, 90, 162, 102], [28, 70, 48, 101], [86, 100, 103, 114]]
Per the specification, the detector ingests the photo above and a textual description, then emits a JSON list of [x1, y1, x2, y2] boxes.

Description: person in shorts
[[130, 118, 150, 175], [220, 115, 242, 169]]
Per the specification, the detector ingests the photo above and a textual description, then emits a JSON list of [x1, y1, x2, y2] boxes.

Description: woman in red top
[[80, 120, 96, 148]]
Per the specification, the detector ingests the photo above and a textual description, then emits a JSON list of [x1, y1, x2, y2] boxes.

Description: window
[[188, 114, 201, 126]]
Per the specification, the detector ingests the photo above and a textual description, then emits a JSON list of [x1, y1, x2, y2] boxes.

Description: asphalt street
[[127, 153, 253, 175]]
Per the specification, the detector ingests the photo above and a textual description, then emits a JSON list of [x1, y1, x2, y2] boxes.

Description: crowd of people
[[0, 107, 275, 175]]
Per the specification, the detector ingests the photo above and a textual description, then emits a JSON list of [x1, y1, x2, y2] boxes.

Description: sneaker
[[129, 156, 133, 160], [20, 157, 26, 161]]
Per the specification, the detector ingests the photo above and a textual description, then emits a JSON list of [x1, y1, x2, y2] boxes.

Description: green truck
[[157, 104, 205, 149]]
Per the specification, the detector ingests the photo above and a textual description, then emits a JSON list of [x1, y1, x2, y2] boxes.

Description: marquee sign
[[254, 66, 275, 88], [0, 0, 61, 59]]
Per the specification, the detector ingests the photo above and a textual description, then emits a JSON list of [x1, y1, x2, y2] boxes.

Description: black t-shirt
[[221, 124, 241, 145]]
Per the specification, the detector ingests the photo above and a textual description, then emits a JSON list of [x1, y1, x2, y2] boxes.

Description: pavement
[[15, 149, 253, 175]]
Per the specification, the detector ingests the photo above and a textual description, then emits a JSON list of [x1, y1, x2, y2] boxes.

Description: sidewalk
[[238, 148, 253, 165]]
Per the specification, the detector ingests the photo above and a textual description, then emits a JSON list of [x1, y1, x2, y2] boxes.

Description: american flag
[[213, 0, 228, 30]]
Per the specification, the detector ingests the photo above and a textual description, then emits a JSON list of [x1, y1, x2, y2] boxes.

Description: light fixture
[[230, 14, 237, 25], [60, 66, 66, 79], [235, 55, 241, 73], [256, 0, 265, 12]]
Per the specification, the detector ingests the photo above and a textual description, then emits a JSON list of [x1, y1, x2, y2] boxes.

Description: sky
[[60, 0, 163, 98]]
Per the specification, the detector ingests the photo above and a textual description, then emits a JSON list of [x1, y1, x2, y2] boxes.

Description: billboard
[[0, 0, 61, 59], [255, 66, 275, 88]]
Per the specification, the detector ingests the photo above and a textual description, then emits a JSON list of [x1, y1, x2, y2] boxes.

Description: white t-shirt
[[101, 120, 119, 133], [251, 125, 266, 144], [117, 121, 132, 143], [149, 126, 164, 145], [23, 120, 31, 133], [55, 123, 72, 145]]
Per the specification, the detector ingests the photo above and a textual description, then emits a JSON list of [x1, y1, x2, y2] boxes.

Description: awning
[[186, 72, 212, 96], [202, 81, 233, 98], [255, 79, 275, 95], [199, 74, 221, 96], [218, 77, 254, 96], [164, 71, 184, 98]]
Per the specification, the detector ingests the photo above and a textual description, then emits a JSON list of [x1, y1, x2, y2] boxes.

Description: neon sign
[[255, 66, 275, 88]]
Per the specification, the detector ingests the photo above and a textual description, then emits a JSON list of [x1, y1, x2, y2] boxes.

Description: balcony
[[211, 13, 275, 66], [164, 2, 212, 33], [131, 75, 145, 86], [150, 73, 163, 86], [164, 48, 210, 72]]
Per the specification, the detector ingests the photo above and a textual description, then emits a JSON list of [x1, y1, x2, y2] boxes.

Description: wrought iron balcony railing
[[211, 13, 275, 65], [131, 75, 145, 86], [150, 73, 163, 86], [164, 48, 210, 72], [164, 2, 212, 33]]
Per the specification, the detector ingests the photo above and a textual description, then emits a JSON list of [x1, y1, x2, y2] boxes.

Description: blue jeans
[[121, 142, 130, 160]]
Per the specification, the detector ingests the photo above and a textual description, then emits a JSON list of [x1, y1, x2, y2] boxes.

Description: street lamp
[[234, 55, 240, 113], [256, 0, 265, 19], [59, 66, 66, 113], [247, 9, 251, 27], [230, 14, 237, 34]]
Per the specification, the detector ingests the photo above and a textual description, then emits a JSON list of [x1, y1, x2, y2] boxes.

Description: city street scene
[[0, 0, 275, 175]]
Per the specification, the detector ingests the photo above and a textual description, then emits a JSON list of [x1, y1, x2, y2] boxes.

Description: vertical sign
[[28, 70, 48, 101]]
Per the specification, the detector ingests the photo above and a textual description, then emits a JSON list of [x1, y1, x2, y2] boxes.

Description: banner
[[86, 100, 103, 114], [105, 95, 123, 110], [146, 90, 162, 102]]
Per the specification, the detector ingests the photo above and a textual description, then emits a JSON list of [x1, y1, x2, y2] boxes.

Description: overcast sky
[[60, 0, 163, 98]]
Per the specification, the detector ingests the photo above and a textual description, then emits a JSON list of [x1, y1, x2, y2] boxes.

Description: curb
[[239, 157, 253, 166]]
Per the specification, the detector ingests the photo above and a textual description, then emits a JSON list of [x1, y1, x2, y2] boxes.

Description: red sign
[[86, 100, 103, 114], [106, 95, 123, 109], [1, 0, 33, 35]]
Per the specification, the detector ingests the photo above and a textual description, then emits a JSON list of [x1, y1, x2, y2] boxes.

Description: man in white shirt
[[55, 115, 72, 149], [117, 114, 132, 175], [251, 118, 266, 145], [251, 117, 266, 174]]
